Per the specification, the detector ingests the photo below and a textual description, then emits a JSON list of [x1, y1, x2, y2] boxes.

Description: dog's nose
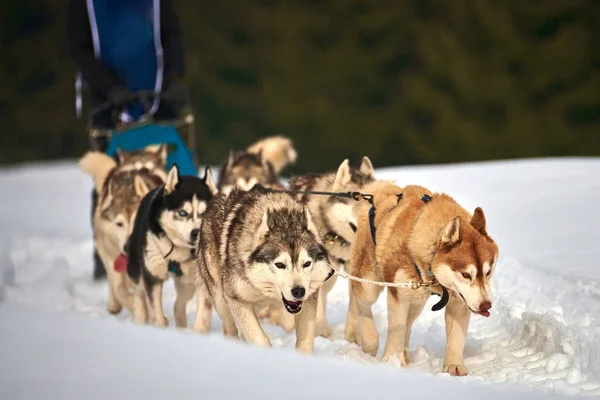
[[291, 286, 305, 299], [190, 229, 200, 241], [122, 241, 129, 255], [479, 301, 492, 312]]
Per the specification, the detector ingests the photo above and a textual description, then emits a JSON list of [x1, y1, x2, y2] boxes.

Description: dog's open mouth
[[282, 296, 303, 314]]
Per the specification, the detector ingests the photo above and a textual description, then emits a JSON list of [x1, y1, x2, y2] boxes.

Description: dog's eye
[[303, 261, 312, 268], [349, 223, 357, 233], [115, 221, 124, 228], [274, 262, 286, 269], [461, 272, 471, 280], [486, 270, 492, 278], [178, 210, 188, 217]]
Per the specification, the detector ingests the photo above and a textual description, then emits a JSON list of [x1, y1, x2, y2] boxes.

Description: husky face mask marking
[[431, 208, 499, 317], [99, 174, 151, 253], [158, 165, 217, 248], [324, 158, 374, 242], [219, 150, 278, 193], [248, 208, 330, 314]]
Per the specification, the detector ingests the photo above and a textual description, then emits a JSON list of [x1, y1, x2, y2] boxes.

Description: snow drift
[[0, 157, 599, 399]]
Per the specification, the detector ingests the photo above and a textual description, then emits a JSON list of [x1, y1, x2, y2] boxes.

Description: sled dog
[[79, 150, 166, 315], [194, 186, 333, 353], [268, 157, 375, 336], [89, 144, 168, 281], [345, 181, 499, 376], [127, 164, 218, 331], [218, 135, 297, 193]]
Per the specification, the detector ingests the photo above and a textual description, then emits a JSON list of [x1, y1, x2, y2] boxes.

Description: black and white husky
[[127, 164, 218, 331]]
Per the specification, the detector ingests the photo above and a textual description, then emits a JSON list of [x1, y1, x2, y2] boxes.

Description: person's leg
[[90, 188, 107, 280]]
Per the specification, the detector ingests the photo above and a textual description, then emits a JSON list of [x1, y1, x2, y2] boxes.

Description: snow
[[1, 157, 599, 399]]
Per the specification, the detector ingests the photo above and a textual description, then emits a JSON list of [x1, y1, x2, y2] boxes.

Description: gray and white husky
[[194, 185, 333, 353], [283, 156, 376, 336], [217, 135, 297, 193], [127, 164, 218, 331]]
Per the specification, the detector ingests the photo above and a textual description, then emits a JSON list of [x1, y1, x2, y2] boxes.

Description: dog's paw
[[107, 301, 122, 315], [381, 351, 408, 367], [344, 329, 359, 345], [404, 348, 411, 364], [443, 364, 469, 376], [316, 324, 332, 338], [155, 316, 169, 328], [361, 340, 379, 357]]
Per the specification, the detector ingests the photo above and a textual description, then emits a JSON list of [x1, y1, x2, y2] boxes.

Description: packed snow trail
[[1, 158, 599, 398]]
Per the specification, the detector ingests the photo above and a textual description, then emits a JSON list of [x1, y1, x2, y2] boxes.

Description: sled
[[87, 90, 198, 176]]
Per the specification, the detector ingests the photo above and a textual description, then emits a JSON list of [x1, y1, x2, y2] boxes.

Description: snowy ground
[[1, 157, 599, 399]]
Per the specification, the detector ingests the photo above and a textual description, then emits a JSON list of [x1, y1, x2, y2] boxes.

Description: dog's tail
[[78, 151, 117, 192], [246, 135, 298, 174]]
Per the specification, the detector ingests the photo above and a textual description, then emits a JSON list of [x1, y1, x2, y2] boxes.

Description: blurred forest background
[[0, 0, 598, 173]]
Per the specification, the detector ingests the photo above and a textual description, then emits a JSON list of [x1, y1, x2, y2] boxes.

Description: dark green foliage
[[0, 0, 598, 172]]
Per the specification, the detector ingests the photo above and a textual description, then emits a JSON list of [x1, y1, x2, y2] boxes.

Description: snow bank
[[1, 157, 599, 398]]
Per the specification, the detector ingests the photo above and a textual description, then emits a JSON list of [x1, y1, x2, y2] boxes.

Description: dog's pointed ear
[[225, 150, 235, 169], [360, 156, 375, 179], [117, 148, 126, 164], [303, 206, 319, 236], [440, 216, 461, 249], [134, 176, 150, 198], [165, 164, 180, 194], [203, 166, 218, 196], [332, 159, 351, 192], [470, 207, 487, 236], [256, 209, 270, 240], [157, 143, 168, 165]]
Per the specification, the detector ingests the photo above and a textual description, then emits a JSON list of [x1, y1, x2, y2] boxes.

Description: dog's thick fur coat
[[127, 164, 218, 330], [194, 186, 333, 353], [345, 181, 499, 376], [79, 149, 166, 315]]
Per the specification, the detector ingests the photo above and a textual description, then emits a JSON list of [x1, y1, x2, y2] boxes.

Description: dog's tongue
[[478, 311, 490, 318], [113, 253, 128, 273]]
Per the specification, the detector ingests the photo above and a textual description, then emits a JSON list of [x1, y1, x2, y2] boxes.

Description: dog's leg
[[148, 281, 168, 327], [443, 297, 471, 376], [294, 292, 318, 354], [403, 298, 427, 363], [106, 274, 123, 315], [97, 250, 122, 315], [344, 280, 359, 344], [213, 293, 238, 338], [226, 296, 270, 348], [132, 284, 148, 325], [315, 274, 336, 338], [113, 271, 134, 312], [353, 281, 381, 357], [173, 279, 196, 329], [192, 285, 213, 334], [381, 289, 410, 364]]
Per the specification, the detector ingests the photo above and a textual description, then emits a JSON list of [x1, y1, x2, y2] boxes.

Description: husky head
[[431, 207, 499, 317], [79, 150, 163, 255], [116, 144, 168, 171], [156, 164, 218, 248], [97, 171, 160, 254], [248, 201, 332, 314], [218, 149, 279, 193], [324, 157, 375, 245]]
